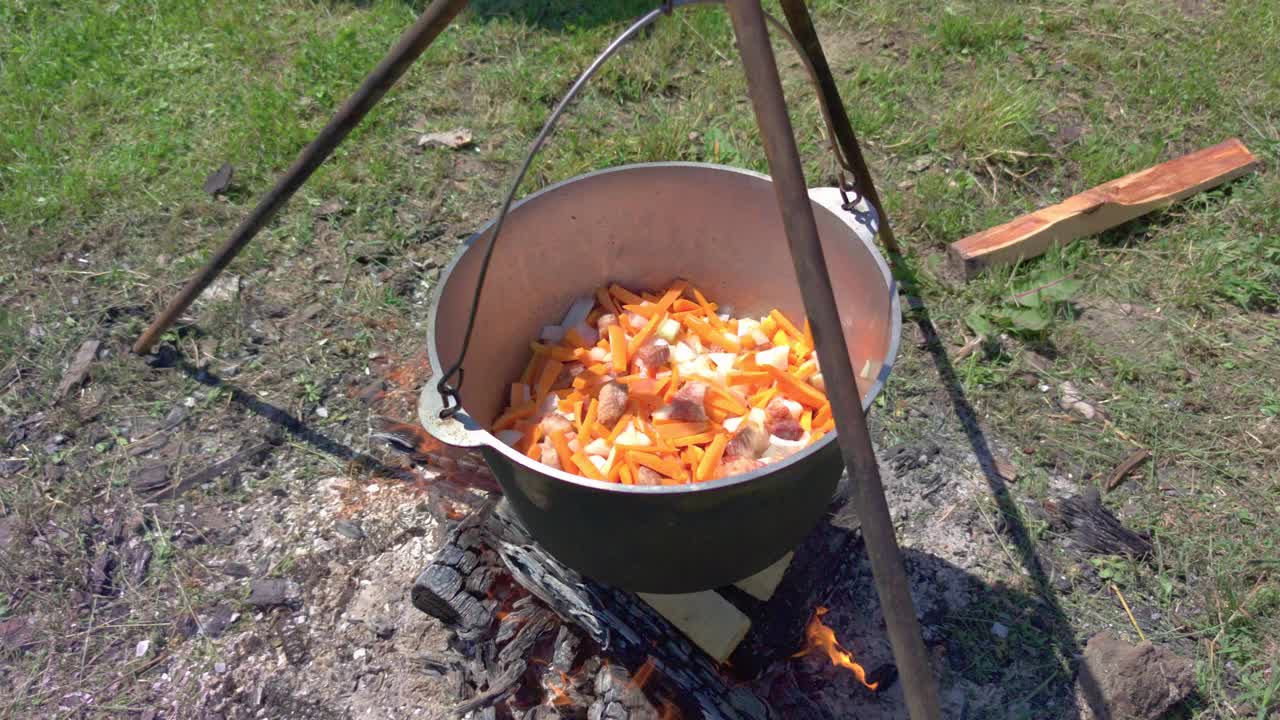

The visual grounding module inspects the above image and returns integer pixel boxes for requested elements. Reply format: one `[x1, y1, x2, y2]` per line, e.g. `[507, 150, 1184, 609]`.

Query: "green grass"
[2, 0, 1279, 717]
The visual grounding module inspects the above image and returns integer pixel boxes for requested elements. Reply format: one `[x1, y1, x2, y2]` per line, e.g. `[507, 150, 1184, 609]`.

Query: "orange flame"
[792, 607, 879, 690]
[629, 657, 657, 691]
[546, 671, 573, 707]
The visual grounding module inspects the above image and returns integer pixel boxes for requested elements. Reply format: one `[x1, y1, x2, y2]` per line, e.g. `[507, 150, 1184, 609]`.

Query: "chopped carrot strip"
[671, 298, 700, 313]
[610, 284, 644, 305]
[772, 330, 791, 348]
[622, 302, 657, 317]
[760, 315, 778, 336]
[800, 409, 813, 433]
[564, 327, 589, 348]
[641, 291, 660, 302]
[706, 405, 730, 424]
[549, 430, 579, 473]
[606, 413, 633, 443]
[631, 452, 686, 481]
[519, 353, 544, 386]
[793, 360, 819, 381]
[814, 403, 832, 428]
[608, 325, 628, 372]
[749, 384, 776, 405]
[523, 423, 544, 457]
[770, 309, 805, 340]
[535, 359, 564, 401]
[803, 319, 814, 348]
[673, 431, 717, 447]
[728, 370, 771, 386]
[619, 466, 634, 485]
[816, 418, 835, 433]
[810, 430, 826, 443]
[684, 317, 740, 352]
[765, 365, 827, 408]
[628, 311, 664, 354]
[697, 434, 729, 482]
[581, 398, 598, 441]
[573, 453, 604, 480]
[663, 364, 680, 402]
[654, 422, 710, 439]
[691, 288, 723, 328]
[494, 401, 535, 431]
[706, 385, 748, 415]
[596, 286, 619, 315]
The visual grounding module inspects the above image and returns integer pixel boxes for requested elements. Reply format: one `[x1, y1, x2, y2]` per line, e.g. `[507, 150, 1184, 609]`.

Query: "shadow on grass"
[887, 253, 1110, 718]
[325, 0, 653, 30]
[167, 354, 414, 483]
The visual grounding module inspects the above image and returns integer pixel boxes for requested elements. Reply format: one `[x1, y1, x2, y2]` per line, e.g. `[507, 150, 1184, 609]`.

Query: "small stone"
[136, 639, 150, 657]
[1079, 632, 1195, 720]
[220, 563, 253, 578]
[183, 396, 197, 408]
[353, 648, 367, 660]
[333, 519, 365, 541]
[907, 154, 934, 173]
[991, 622, 1009, 639]
[246, 578, 301, 609]
[365, 484, 380, 494]
[315, 406, 329, 418]
[215, 661, 227, 674]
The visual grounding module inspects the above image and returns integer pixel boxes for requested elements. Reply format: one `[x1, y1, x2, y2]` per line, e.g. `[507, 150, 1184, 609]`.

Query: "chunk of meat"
[667, 381, 708, 422]
[723, 420, 769, 459]
[635, 466, 664, 486]
[765, 398, 804, 440]
[716, 457, 764, 479]
[539, 443, 562, 471]
[596, 381, 629, 429]
[634, 342, 670, 376]
[540, 414, 573, 436]
[596, 313, 619, 336]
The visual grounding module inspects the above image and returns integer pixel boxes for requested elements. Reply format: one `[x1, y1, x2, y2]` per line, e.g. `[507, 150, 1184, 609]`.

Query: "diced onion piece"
[588, 455, 609, 473]
[585, 437, 610, 456]
[574, 322, 600, 347]
[751, 329, 770, 346]
[540, 325, 566, 342]
[561, 296, 595, 331]
[671, 342, 696, 364]
[496, 429, 524, 447]
[755, 345, 790, 371]
[707, 352, 737, 373]
[587, 346, 608, 363]
[652, 405, 673, 421]
[736, 318, 760, 338]
[723, 415, 745, 433]
[764, 432, 810, 460]
[616, 424, 651, 446]
[748, 407, 767, 426]
[657, 317, 682, 343]
[809, 373, 825, 392]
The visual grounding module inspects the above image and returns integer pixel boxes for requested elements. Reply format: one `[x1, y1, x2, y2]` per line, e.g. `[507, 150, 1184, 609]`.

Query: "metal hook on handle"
[435, 0, 875, 416]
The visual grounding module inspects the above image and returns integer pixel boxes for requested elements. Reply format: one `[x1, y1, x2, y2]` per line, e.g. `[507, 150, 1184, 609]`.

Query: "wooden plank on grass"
[949, 138, 1260, 278]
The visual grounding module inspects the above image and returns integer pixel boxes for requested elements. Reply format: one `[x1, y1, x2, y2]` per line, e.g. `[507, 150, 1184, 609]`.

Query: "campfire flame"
[547, 671, 573, 706]
[792, 606, 879, 690]
[629, 656, 657, 690]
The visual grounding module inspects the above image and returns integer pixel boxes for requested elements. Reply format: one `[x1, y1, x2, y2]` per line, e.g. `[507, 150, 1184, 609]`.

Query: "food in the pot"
[491, 280, 836, 484]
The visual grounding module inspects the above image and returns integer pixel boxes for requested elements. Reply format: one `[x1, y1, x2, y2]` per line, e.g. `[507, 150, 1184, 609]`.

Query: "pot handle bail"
[434, 0, 873, 417]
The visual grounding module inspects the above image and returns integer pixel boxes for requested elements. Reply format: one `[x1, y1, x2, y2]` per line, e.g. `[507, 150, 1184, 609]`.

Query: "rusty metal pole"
[775, 0, 902, 260]
[133, 0, 471, 355]
[723, 2, 942, 718]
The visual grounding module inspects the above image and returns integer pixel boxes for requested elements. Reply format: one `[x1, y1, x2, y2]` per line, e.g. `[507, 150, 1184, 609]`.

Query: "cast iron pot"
[419, 162, 899, 594]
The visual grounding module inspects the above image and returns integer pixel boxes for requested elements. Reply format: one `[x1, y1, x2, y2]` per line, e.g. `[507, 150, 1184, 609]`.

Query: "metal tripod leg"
[133, 0, 471, 355]
[723, 2, 942, 718]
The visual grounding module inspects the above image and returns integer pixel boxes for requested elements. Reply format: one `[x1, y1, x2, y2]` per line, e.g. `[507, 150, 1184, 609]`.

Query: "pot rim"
[420, 161, 901, 495]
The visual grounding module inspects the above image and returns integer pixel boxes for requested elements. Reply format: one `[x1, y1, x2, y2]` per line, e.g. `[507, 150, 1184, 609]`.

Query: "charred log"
[1045, 488, 1153, 558]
